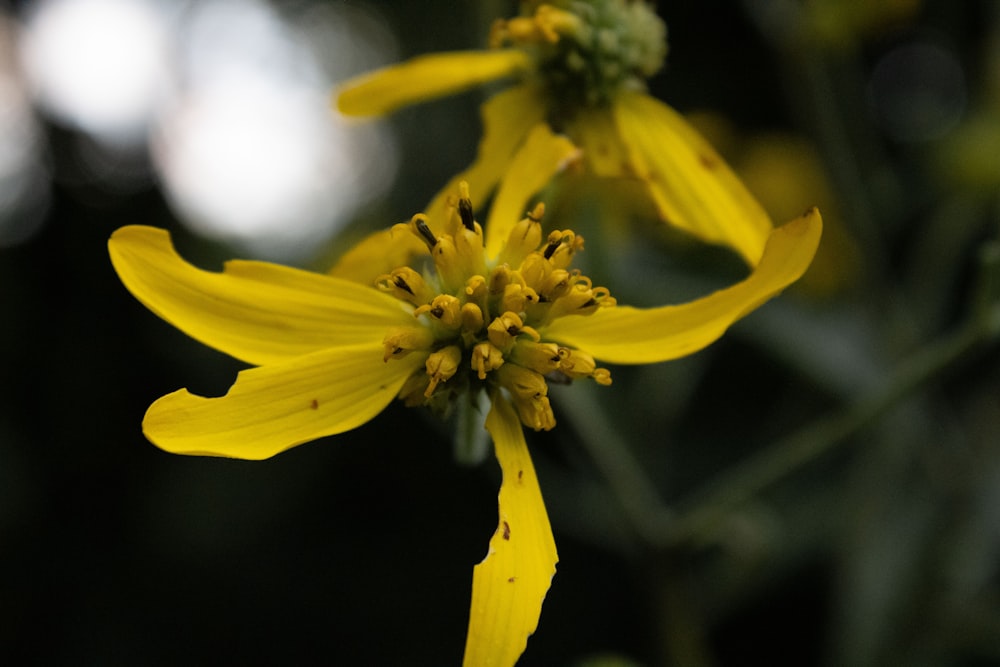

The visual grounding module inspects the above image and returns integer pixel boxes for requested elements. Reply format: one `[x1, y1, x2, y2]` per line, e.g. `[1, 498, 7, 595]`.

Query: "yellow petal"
[328, 225, 429, 286]
[424, 83, 548, 230]
[143, 344, 426, 460]
[542, 209, 822, 364]
[336, 50, 531, 117]
[614, 91, 774, 266]
[463, 393, 557, 667]
[109, 226, 413, 366]
[567, 107, 631, 178]
[484, 123, 581, 260]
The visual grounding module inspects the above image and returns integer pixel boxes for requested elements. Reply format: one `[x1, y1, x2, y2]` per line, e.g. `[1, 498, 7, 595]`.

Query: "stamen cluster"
[491, 0, 668, 114]
[377, 184, 615, 431]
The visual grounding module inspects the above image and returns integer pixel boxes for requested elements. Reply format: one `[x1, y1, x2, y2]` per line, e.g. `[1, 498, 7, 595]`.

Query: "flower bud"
[424, 345, 463, 397]
[497, 202, 544, 267]
[471, 341, 505, 380]
[375, 267, 434, 306]
[488, 311, 540, 351]
[414, 294, 462, 330]
[509, 340, 561, 375]
[382, 326, 435, 362]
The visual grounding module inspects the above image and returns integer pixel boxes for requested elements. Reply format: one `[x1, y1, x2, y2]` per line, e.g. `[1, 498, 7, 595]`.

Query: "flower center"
[377, 183, 615, 431]
[490, 0, 667, 117]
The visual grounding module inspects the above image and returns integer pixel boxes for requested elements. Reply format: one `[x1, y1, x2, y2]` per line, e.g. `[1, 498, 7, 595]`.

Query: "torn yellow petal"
[484, 123, 581, 260]
[143, 344, 427, 460]
[542, 209, 823, 364]
[424, 84, 548, 229]
[464, 394, 557, 667]
[614, 91, 774, 266]
[109, 226, 414, 366]
[328, 225, 429, 287]
[336, 50, 531, 117]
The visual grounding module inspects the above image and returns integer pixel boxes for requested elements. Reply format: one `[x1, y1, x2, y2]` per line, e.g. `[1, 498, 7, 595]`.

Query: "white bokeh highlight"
[152, 0, 399, 260]
[14, 0, 399, 259]
[19, 0, 171, 145]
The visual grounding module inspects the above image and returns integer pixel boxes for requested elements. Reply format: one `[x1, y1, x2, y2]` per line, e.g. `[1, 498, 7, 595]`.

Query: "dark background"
[2, 1, 1000, 665]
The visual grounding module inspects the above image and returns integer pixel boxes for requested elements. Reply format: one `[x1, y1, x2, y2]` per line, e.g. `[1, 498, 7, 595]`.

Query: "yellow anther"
[546, 282, 616, 320]
[495, 364, 556, 431]
[497, 203, 544, 267]
[460, 302, 485, 336]
[424, 345, 463, 397]
[466, 274, 488, 299]
[464, 275, 489, 318]
[375, 267, 434, 306]
[457, 181, 475, 230]
[489, 4, 581, 47]
[542, 230, 566, 259]
[592, 287, 616, 307]
[471, 341, 505, 380]
[536, 5, 583, 38]
[382, 326, 435, 362]
[526, 201, 545, 222]
[432, 226, 486, 293]
[509, 340, 561, 375]
[501, 282, 539, 314]
[488, 311, 540, 351]
[538, 268, 571, 300]
[557, 347, 612, 385]
[553, 284, 598, 317]
[496, 362, 548, 399]
[592, 368, 613, 386]
[377, 182, 618, 428]
[518, 252, 551, 290]
[488, 264, 515, 296]
[413, 294, 463, 330]
[454, 222, 486, 273]
[570, 272, 592, 290]
[429, 235, 463, 291]
[489, 16, 551, 48]
[408, 213, 438, 250]
[547, 230, 584, 269]
[442, 180, 480, 238]
[487, 312, 520, 350]
[512, 393, 556, 431]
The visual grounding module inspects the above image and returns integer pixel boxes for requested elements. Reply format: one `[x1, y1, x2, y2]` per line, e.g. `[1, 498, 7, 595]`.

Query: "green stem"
[559, 316, 992, 552]
[554, 382, 674, 546]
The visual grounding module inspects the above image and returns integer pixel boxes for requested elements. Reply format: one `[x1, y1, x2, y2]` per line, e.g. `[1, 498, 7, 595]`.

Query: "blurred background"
[2, 0, 999, 664]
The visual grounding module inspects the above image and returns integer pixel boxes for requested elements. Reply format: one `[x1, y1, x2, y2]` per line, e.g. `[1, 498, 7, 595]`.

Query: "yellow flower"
[108, 127, 821, 666]
[337, 0, 775, 267]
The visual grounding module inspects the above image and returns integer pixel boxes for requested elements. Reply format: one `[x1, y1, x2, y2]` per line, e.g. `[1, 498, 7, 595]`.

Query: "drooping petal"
[109, 226, 414, 366]
[328, 225, 429, 286]
[542, 209, 822, 364]
[614, 91, 774, 267]
[336, 50, 531, 117]
[424, 83, 549, 230]
[484, 124, 581, 259]
[463, 394, 557, 667]
[143, 344, 427, 460]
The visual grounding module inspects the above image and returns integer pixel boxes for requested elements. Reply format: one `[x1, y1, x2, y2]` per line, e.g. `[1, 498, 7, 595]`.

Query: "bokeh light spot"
[19, 0, 171, 146]
[151, 0, 399, 261]
[869, 41, 967, 143]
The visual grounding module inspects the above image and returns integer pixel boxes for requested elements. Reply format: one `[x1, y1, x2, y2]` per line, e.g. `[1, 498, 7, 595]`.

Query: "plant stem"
[554, 382, 675, 546]
[564, 314, 993, 553]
